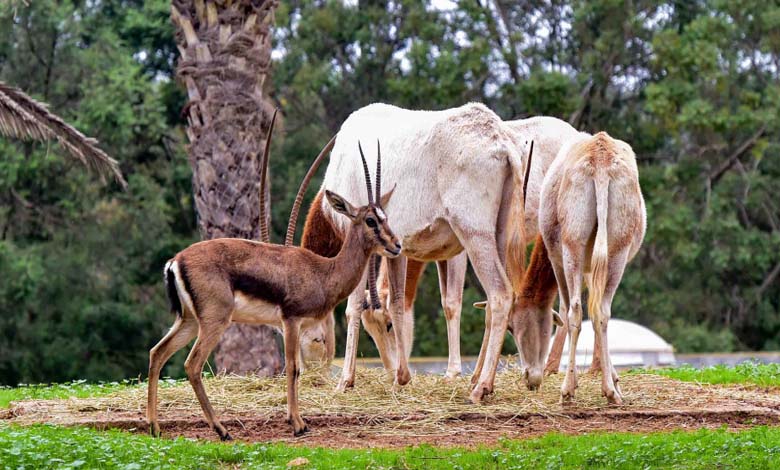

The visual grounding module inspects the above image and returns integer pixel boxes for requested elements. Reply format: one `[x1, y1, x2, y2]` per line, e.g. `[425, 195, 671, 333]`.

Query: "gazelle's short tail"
[588, 172, 610, 324]
[164, 260, 182, 317]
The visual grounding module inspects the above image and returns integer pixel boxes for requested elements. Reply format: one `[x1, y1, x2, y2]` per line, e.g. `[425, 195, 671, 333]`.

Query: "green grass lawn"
[0, 423, 779, 469]
[2, 363, 780, 468]
[637, 361, 780, 387]
[0, 379, 145, 409]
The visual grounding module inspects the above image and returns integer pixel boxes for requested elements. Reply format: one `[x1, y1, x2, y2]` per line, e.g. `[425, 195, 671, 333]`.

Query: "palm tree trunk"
[171, 0, 281, 376]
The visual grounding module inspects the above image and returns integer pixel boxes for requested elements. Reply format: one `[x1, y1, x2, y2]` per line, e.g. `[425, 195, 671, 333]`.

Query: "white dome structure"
[555, 319, 675, 369]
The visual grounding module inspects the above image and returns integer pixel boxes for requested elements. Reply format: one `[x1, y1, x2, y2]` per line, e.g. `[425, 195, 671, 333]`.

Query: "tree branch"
[708, 123, 767, 187]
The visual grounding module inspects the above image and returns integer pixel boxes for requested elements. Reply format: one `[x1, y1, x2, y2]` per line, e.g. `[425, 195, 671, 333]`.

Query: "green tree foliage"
[0, 0, 778, 384]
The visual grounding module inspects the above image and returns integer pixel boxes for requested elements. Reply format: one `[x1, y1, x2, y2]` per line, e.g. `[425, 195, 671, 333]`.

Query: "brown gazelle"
[147, 142, 400, 439]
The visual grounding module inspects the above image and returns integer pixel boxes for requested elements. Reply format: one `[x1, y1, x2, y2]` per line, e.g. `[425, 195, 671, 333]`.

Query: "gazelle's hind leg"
[560, 243, 585, 404]
[283, 318, 307, 436]
[437, 252, 467, 380]
[147, 314, 198, 437]
[594, 247, 630, 404]
[184, 313, 232, 441]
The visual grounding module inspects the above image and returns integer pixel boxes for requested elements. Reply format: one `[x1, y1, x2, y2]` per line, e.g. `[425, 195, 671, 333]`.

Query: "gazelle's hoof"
[215, 427, 232, 441]
[293, 424, 309, 437]
[149, 423, 161, 438]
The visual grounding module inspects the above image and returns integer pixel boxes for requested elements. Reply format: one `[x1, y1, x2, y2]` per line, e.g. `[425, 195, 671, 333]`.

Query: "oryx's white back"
[320, 103, 529, 248]
[504, 116, 589, 239]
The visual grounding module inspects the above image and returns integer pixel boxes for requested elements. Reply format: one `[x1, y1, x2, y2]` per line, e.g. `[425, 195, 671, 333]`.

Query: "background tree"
[0, 0, 778, 385]
[170, 0, 281, 375]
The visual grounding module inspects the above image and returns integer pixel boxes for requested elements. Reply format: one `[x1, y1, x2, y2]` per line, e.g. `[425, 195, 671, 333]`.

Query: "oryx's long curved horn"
[358, 140, 374, 204]
[285, 134, 337, 246]
[259, 108, 278, 244]
[523, 140, 534, 204]
[375, 139, 381, 204]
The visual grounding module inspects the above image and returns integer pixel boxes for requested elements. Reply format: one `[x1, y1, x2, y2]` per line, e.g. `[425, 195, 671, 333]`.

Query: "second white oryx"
[363, 116, 586, 389]
[290, 102, 532, 403]
[539, 131, 646, 404]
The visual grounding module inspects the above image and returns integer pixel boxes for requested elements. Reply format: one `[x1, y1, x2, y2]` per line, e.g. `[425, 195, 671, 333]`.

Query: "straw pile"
[11, 363, 779, 420]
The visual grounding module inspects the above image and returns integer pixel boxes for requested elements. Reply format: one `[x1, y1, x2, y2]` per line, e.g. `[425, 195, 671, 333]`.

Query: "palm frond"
[0, 81, 126, 188]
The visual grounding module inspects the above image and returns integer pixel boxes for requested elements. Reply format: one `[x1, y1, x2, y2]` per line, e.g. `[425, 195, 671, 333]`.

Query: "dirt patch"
[4, 370, 780, 448]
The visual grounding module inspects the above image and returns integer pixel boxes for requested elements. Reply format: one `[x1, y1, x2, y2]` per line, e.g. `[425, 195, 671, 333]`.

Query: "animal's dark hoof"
[215, 427, 232, 441]
[149, 425, 161, 438]
[293, 425, 309, 437]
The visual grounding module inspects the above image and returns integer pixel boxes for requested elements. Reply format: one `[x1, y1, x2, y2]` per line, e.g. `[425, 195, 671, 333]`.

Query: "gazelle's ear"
[325, 190, 358, 220]
[379, 183, 396, 208]
[473, 300, 487, 310]
[552, 310, 564, 327]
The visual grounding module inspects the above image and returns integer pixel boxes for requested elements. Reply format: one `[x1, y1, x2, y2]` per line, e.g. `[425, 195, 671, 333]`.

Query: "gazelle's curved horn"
[375, 139, 381, 204]
[523, 140, 533, 205]
[285, 135, 337, 246]
[358, 140, 374, 204]
[259, 108, 278, 243]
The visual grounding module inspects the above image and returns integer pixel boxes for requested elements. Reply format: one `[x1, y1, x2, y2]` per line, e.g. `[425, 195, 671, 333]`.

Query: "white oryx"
[291, 103, 532, 403]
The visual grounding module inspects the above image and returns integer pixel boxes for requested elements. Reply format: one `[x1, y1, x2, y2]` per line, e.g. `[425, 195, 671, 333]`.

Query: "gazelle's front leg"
[336, 269, 370, 392]
[386, 256, 411, 385]
[283, 318, 307, 436]
[437, 252, 467, 379]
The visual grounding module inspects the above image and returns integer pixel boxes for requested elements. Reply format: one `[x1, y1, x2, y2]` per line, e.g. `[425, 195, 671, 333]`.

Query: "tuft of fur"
[163, 261, 182, 317]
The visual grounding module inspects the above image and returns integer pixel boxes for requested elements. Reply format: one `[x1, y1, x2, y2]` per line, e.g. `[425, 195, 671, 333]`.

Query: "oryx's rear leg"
[184, 310, 232, 441]
[560, 243, 585, 404]
[147, 315, 198, 437]
[594, 247, 630, 404]
[460, 233, 513, 404]
[437, 252, 467, 380]
[282, 318, 308, 435]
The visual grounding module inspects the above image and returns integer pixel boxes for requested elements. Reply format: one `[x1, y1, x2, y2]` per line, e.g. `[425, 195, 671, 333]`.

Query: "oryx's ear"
[552, 310, 564, 327]
[325, 190, 358, 220]
[473, 300, 487, 310]
[378, 183, 396, 208]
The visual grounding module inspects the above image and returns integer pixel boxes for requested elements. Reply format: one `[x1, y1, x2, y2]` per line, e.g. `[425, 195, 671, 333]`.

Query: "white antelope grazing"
[289, 103, 531, 404]
[147, 144, 400, 439]
[539, 131, 646, 404]
[368, 116, 585, 388]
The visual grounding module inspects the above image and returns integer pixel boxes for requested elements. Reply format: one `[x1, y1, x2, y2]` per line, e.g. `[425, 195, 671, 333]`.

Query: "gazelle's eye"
[366, 218, 377, 228]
